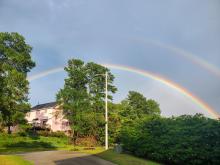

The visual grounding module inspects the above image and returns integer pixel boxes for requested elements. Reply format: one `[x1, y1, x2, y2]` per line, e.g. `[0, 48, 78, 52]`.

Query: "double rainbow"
[133, 38, 220, 77]
[27, 63, 219, 119]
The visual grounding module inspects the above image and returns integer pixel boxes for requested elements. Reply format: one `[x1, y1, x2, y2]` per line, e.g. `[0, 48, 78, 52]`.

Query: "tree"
[119, 91, 161, 122]
[108, 102, 122, 144]
[146, 99, 161, 115]
[0, 32, 35, 134]
[56, 59, 117, 143]
[56, 59, 89, 140]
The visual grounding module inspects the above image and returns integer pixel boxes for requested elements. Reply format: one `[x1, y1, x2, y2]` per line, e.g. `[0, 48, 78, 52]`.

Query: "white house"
[26, 102, 71, 133]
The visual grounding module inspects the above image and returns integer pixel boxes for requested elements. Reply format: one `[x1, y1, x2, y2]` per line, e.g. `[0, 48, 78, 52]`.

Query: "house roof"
[31, 102, 57, 111]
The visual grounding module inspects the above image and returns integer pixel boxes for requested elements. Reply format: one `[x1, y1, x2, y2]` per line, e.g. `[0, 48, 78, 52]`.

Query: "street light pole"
[105, 71, 108, 150]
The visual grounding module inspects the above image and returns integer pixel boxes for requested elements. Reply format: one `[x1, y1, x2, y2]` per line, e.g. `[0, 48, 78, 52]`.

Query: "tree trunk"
[7, 125, 11, 134]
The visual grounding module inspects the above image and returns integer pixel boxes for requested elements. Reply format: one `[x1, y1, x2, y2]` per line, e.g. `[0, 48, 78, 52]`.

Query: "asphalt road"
[18, 150, 116, 165]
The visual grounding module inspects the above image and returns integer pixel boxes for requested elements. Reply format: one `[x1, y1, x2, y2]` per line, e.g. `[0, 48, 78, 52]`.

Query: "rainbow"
[133, 38, 220, 77]
[27, 64, 220, 119]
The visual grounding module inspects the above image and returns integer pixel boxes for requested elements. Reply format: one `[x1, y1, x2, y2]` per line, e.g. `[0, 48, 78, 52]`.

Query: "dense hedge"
[120, 114, 220, 165]
[37, 130, 67, 138]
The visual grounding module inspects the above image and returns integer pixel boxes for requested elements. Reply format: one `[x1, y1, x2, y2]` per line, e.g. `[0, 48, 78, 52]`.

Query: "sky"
[0, 0, 220, 117]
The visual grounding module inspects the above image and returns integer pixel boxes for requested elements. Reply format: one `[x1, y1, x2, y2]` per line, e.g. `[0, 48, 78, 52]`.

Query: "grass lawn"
[0, 134, 160, 165]
[96, 149, 160, 165]
[0, 155, 32, 165]
[0, 134, 71, 154]
[73, 147, 160, 165]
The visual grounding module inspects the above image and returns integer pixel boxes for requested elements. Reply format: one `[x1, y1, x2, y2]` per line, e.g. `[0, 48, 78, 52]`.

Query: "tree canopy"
[56, 59, 117, 143]
[119, 91, 161, 123]
[0, 32, 35, 133]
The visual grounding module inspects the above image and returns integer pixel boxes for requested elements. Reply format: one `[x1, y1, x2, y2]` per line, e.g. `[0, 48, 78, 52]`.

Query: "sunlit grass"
[96, 149, 160, 165]
[0, 155, 32, 165]
[0, 134, 70, 154]
[0, 134, 160, 165]
[70, 147, 160, 165]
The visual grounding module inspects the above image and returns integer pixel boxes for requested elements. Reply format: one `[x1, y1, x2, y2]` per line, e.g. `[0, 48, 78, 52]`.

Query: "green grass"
[96, 149, 160, 165]
[69, 146, 105, 154]
[72, 147, 160, 165]
[0, 155, 32, 165]
[0, 134, 160, 165]
[0, 134, 71, 154]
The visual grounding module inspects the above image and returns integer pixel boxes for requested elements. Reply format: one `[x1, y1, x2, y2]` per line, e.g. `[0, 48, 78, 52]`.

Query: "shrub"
[0, 125, 4, 133]
[37, 130, 66, 138]
[16, 131, 28, 137]
[75, 136, 97, 147]
[50, 131, 67, 137]
[37, 130, 51, 137]
[120, 114, 220, 165]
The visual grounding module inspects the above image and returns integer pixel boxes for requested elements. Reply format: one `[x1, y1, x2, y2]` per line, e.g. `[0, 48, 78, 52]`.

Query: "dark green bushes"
[120, 114, 220, 165]
[37, 130, 67, 138]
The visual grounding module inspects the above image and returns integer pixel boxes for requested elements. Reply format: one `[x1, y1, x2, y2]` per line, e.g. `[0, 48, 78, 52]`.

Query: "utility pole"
[105, 71, 108, 150]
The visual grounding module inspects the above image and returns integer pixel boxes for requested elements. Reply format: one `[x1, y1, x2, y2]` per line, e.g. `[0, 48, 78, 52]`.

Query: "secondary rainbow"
[27, 64, 220, 119]
[133, 38, 220, 77]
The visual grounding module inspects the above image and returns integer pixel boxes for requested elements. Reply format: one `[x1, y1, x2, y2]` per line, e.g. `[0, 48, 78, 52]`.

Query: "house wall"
[25, 107, 71, 132]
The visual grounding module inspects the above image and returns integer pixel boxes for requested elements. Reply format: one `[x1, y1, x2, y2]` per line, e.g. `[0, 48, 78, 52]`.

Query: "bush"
[0, 125, 4, 133]
[37, 130, 66, 138]
[16, 131, 28, 137]
[50, 131, 67, 137]
[75, 136, 97, 147]
[37, 130, 50, 137]
[120, 114, 220, 165]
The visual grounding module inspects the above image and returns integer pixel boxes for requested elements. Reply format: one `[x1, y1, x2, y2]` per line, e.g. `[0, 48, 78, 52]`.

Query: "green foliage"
[0, 32, 35, 73]
[86, 62, 117, 102]
[108, 103, 122, 144]
[119, 91, 161, 123]
[0, 32, 35, 133]
[75, 136, 98, 147]
[56, 59, 117, 144]
[37, 130, 67, 138]
[120, 114, 220, 165]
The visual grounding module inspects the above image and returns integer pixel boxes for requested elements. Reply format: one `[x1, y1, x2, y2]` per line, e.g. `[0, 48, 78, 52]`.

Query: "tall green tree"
[57, 59, 117, 143]
[0, 32, 35, 134]
[86, 62, 117, 111]
[56, 59, 89, 140]
[119, 91, 161, 122]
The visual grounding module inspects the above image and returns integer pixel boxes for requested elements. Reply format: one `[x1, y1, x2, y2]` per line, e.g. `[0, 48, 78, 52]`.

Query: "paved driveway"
[18, 150, 116, 165]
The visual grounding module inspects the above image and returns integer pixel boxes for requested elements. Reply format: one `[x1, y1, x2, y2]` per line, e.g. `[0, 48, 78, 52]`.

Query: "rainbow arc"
[27, 64, 220, 119]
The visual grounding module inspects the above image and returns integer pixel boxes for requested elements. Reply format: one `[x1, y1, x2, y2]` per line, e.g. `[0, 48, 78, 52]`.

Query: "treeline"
[56, 59, 160, 145]
[120, 114, 220, 165]
[51, 46, 220, 165]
